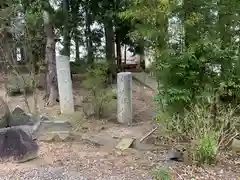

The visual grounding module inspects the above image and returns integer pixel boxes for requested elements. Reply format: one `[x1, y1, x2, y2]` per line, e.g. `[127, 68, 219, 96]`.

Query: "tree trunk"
[62, 0, 71, 57]
[85, 5, 93, 64]
[116, 30, 122, 71]
[104, 20, 115, 82]
[43, 11, 58, 106]
[74, 33, 80, 62]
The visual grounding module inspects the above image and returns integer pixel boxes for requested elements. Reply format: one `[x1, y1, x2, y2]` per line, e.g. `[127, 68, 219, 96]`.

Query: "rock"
[0, 127, 39, 163]
[38, 120, 71, 132]
[82, 133, 118, 148]
[38, 131, 74, 142]
[116, 138, 135, 151]
[165, 149, 184, 162]
[132, 140, 155, 151]
[232, 138, 240, 153]
[40, 115, 50, 121]
[0, 99, 9, 128]
[10, 107, 34, 126]
[0, 125, 34, 139]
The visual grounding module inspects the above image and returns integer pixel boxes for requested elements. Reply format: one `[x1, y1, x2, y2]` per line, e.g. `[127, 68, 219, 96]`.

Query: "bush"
[70, 62, 87, 74]
[154, 37, 240, 114]
[7, 73, 34, 96]
[194, 132, 218, 165]
[155, 104, 240, 165]
[82, 62, 115, 118]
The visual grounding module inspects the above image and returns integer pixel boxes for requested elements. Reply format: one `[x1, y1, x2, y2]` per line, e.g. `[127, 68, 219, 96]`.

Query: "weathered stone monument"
[117, 72, 132, 124]
[56, 55, 74, 114]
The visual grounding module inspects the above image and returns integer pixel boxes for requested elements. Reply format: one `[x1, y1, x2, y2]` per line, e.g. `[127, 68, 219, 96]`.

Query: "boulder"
[0, 108, 8, 129]
[0, 98, 9, 128]
[0, 127, 39, 163]
[232, 138, 240, 153]
[10, 107, 34, 126]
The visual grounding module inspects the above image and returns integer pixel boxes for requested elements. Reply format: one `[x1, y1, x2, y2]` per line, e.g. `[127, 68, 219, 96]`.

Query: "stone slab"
[116, 138, 135, 151]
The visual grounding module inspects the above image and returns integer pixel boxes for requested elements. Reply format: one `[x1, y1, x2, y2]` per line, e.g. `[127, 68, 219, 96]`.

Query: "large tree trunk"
[115, 30, 122, 71]
[74, 32, 80, 62]
[104, 20, 115, 82]
[1, 30, 15, 66]
[43, 11, 58, 106]
[85, 4, 93, 64]
[62, 0, 71, 57]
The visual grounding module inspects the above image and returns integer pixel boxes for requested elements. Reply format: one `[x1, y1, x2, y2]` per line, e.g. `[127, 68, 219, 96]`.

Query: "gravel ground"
[0, 142, 153, 180]
[0, 166, 152, 180]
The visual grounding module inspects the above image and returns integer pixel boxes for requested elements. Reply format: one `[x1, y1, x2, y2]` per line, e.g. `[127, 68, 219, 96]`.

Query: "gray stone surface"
[0, 127, 39, 162]
[37, 120, 71, 133]
[82, 133, 118, 148]
[0, 111, 7, 129]
[56, 55, 74, 114]
[117, 72, 133, 124]
[10, 107, 34, 126]
[38, 131, 74, 142]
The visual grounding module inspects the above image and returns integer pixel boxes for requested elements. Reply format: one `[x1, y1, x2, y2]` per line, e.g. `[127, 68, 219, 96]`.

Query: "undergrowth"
[82, 62, 115, 119]
[152, 167, 171, 180]
[155, 104, 240, 165]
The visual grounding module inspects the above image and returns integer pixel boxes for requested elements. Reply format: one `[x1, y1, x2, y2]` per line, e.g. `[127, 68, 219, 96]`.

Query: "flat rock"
[0, 127, 39, 163]
[232, 138, 240, 152]
[10, 106, 34, 126]
[37, 120, 71, 133]
[82, 133, 118, 148]
[132, 140, 155, 151]
[38, 131, 74, 142]
[116, 138, 135, 151]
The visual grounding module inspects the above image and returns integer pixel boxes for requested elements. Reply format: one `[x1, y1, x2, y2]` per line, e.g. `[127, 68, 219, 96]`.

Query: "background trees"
[1, 0, 240, 112]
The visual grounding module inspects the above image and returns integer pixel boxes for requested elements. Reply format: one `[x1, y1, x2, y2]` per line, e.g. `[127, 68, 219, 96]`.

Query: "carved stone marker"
[56, 55, 74, 114]
[117, 72, 132, 124]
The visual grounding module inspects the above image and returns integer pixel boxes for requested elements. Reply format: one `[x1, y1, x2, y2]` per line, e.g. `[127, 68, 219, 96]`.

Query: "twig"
[140, 126, 158, 143]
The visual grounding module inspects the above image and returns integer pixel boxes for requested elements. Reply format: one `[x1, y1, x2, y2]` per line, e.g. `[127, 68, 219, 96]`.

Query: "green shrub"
[7, 73, 34, 96]
[82, 62, 115, 118]
[154, 37, 240, 114]
[194, 132, 218, 165]
[155, 104, 240, 165]
[70, 62, 87, 74]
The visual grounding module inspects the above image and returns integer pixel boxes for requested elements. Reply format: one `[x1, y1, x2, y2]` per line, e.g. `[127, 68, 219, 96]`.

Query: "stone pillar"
[56, 55, 74, 114]
[117, 72, 132, 124]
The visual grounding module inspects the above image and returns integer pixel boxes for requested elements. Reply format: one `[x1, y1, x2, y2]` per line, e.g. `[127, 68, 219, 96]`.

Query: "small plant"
[152, 167, 171, 180]
[82, 62, 115, 118]
[194, 132, 218, 165]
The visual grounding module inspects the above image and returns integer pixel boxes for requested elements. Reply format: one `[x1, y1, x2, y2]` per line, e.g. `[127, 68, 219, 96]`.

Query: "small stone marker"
[56, 55, 74, 114]
[117, 72, 132, 124]
[116, 138, 135, 151]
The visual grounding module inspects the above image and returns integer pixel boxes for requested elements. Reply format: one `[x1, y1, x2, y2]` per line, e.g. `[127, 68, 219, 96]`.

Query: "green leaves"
[154, 36, 240, 113]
